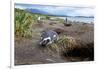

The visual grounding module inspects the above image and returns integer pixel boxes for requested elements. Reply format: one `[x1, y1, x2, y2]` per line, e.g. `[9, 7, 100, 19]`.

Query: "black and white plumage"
[39, 30, 59, 46]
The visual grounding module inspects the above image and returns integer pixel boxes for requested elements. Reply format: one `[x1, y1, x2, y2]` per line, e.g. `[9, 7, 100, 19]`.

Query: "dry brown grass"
[43, 35, 78, 55]
[57, 35, 77, 50]
[43, 35, 94, 60]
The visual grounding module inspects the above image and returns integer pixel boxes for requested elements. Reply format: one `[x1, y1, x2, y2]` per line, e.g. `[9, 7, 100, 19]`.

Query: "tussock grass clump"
[44, 35, 94, 60]
[43, 35, 77, 56]
[15, 8, 38, 38]
[57, 35, 77, 50]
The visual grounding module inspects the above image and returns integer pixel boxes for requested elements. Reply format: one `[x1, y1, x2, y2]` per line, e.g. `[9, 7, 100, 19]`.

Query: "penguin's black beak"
[41, 40, 47, 46]
[39, 40, 47, 46]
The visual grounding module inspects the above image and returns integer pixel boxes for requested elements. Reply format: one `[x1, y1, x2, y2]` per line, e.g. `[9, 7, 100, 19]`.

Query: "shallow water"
[67, 17, 94, 23]
[59, 17, 94, 23]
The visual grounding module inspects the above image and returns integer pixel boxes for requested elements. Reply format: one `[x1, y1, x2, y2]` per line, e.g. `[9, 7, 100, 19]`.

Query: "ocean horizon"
[59, 17, 94, 23]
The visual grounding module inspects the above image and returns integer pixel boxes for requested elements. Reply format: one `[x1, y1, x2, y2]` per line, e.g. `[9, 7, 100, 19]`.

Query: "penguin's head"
[39, 37, 51, 46]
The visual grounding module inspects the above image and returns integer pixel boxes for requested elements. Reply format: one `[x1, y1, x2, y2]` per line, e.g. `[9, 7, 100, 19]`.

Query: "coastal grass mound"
[15, 8, 38, 38]
[45, 35, 77, 53]
[45, 35, 94, 60]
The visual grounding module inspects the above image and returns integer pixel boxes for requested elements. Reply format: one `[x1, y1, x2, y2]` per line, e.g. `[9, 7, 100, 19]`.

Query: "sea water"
[59, 17, 94, 23]
[67, 17, 94, 23]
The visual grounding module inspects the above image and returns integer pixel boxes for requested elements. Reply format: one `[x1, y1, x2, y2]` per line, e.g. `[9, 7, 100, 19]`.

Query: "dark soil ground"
[15, 20, 94, 65]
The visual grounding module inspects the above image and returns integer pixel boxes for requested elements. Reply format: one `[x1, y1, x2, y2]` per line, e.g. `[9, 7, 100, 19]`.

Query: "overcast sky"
[15, 3, 94, 17]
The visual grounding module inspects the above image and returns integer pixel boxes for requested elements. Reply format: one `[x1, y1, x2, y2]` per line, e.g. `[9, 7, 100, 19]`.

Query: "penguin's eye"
[47, 39, 50, 42]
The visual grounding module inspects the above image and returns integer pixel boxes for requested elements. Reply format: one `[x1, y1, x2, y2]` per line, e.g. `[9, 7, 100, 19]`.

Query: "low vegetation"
[46, 35, 94, 60]
[15, 8, 64, 38]
[46, 35, 77, 53]
[15, 8, 37, 38]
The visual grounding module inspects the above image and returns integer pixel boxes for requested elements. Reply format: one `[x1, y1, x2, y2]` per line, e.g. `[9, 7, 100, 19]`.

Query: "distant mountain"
[26, 8, 49, 15]
[25, 8, 94, 18]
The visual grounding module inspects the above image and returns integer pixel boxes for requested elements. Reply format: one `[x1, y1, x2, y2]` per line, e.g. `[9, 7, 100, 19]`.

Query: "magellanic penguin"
[39, 30, 59, 46]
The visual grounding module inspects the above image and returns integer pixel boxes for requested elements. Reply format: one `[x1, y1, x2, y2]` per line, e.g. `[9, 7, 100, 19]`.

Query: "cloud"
[15, 5, 25, 9]
[71, 8, 94, 16]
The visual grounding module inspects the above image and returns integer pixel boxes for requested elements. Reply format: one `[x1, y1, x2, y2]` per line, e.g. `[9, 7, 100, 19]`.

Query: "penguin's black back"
[41, 30, 58, 41]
